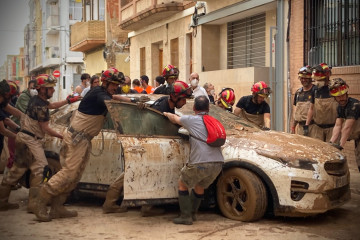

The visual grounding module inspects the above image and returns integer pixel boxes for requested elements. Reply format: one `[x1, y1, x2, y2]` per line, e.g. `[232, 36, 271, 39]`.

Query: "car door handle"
[127, 146, 145, 154]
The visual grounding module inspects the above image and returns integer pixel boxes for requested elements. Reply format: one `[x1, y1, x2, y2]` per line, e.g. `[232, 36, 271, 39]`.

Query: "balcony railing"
[119, 0, 194, 31]
[70, 21, 105, 52]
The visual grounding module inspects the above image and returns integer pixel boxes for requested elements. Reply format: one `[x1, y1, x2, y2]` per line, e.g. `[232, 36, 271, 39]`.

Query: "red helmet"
[219, 88, 235, 110]
[36, 74, 57, 88]
[171, 81, 192, 98]
[312, 63, 332, 81]
[101, 67, 125, 85]
[162, 64, 179, 80]
[298, 65, 312, 79]
[329, 78, 349, 97]
[251, 81, 271, 98]
[6, 80, 19, 96]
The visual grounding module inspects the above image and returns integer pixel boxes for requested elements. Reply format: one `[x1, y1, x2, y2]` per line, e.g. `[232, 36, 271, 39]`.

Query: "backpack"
[190, 115, 226, 147]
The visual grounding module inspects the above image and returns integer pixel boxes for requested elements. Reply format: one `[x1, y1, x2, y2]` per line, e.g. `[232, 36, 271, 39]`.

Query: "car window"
[106, 102, 180, 137]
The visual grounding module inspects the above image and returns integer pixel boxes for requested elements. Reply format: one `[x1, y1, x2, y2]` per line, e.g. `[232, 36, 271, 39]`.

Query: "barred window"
[304, 0, 360, 67]
[227, 13, 266, 69]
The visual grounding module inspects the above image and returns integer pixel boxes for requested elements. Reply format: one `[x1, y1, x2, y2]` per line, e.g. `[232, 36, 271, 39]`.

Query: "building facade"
[25, 0, 84, 101]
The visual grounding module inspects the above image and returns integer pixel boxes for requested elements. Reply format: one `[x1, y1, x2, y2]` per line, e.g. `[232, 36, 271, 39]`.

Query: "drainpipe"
[275, 0, 285, 131]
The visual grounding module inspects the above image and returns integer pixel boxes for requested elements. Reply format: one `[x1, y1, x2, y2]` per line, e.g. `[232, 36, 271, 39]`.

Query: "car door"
[48, 103, 123, 188]
[105, 100, 190, 205]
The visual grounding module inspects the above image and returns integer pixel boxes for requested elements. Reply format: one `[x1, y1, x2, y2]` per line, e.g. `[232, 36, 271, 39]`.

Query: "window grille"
[304, 0, 359, 67]
[227, 13, 266, 69]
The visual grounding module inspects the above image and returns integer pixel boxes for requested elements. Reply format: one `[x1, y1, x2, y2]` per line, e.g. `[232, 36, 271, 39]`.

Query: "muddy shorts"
[180, 162, 223, 189]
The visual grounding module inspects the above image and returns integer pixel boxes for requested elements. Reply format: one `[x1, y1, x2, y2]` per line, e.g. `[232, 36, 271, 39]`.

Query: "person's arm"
[0, 121, 16, 139]
[39, 121, 63, 139]
[330, 118, 343, 143]
[48, 99, 68, 109]
[113, 95, 131, 102]
[339, 119, 355, 147]
[163, 112, 182, 125]
[233, 107, 242, 116]
[264, 113, 271, 129]
[305, 103, 314, 125]
[3, 118, 20, 132]
[3, 104, 23, 118]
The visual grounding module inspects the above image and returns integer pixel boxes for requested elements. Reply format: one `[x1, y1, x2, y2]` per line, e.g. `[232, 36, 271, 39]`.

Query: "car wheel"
[216, 168, 267, 221]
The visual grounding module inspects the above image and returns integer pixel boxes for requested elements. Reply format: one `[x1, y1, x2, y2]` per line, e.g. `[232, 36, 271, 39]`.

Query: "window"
[107, 103, 180, 137]
[170, 38, 179, 67]
[227, 13, 266, 69]
[140, 47, 146, 76]
[69, 0, 82, 20]
[304, 0, 359, 66]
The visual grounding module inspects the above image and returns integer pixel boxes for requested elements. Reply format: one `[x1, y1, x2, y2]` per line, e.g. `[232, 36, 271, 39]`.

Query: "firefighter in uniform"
[153, 64, 179, 95]
[291, 66, 316, 135]
[33, 68, 148, 222]
[0, 74, 79, 212]
[234, 81, 271, 130]
[304, 63, 338, 141]
[217, 88, 236, 113]
[329, 78, 360, 172]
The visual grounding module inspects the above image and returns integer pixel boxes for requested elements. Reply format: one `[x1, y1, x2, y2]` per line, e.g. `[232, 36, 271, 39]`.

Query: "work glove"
[303, 125, 309, 136]
[329, 142, 343, 150]
[66, 94, 81, 104]
[136, 102, 146, 110]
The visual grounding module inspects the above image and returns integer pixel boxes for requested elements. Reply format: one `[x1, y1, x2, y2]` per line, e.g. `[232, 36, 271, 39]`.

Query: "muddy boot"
[140, 205, 165, 217]
[190, 190, 203, 221]
[0, 183, 19, 211]
[33, 187, 52, 222]
[173, 191, 193, 225]
[102, 187, 128, 214]
[49, 194, 78, 219]
[27, 187, 39, 213]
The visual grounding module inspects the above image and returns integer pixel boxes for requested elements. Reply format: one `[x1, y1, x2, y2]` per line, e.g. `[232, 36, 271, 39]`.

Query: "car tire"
[216, 168, 267, 221]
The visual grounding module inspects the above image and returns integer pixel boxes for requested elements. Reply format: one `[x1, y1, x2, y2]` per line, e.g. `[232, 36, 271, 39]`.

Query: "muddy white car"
[44, 95, 350, 221]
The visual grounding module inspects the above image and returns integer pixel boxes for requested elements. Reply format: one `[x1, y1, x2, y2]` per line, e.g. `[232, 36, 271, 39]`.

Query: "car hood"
[224, 128, 345, 168]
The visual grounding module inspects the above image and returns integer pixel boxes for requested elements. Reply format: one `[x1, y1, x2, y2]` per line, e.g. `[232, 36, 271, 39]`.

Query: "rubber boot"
[0, 183, 19, 211]
[140, 205, 165, 217]
[102, 187, 128, 214]
[33, 187, 52, 222]
[190, 190, 203, 221]
[173, 191, 193, 225]
[49, 194, 78, 219]
[27, 187, 39, 213]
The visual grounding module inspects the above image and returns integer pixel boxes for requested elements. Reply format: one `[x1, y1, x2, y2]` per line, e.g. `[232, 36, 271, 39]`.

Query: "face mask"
[30, 89, 38, 97]
[122, 85, 130, 93]
[316, 81, 325, 88]
[210, 89, 215, 95]
[191, 79, 198, 87]
[86, 81, 90, 87]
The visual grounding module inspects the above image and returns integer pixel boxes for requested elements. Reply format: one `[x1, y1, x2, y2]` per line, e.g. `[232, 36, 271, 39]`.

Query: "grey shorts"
[180, 162, 223, 189]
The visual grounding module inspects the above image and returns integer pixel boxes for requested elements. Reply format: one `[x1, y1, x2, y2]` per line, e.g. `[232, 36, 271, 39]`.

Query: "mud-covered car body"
[44, 94, 350, 221]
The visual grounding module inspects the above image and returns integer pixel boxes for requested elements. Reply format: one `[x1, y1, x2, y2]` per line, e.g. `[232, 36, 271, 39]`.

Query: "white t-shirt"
[192, 86, 209, 100]
[81, 86, 90, 97]
[180, 114, 224, 164]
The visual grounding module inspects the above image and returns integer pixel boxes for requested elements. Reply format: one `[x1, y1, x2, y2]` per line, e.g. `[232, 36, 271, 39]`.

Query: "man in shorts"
[164, 95, 224, 225]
